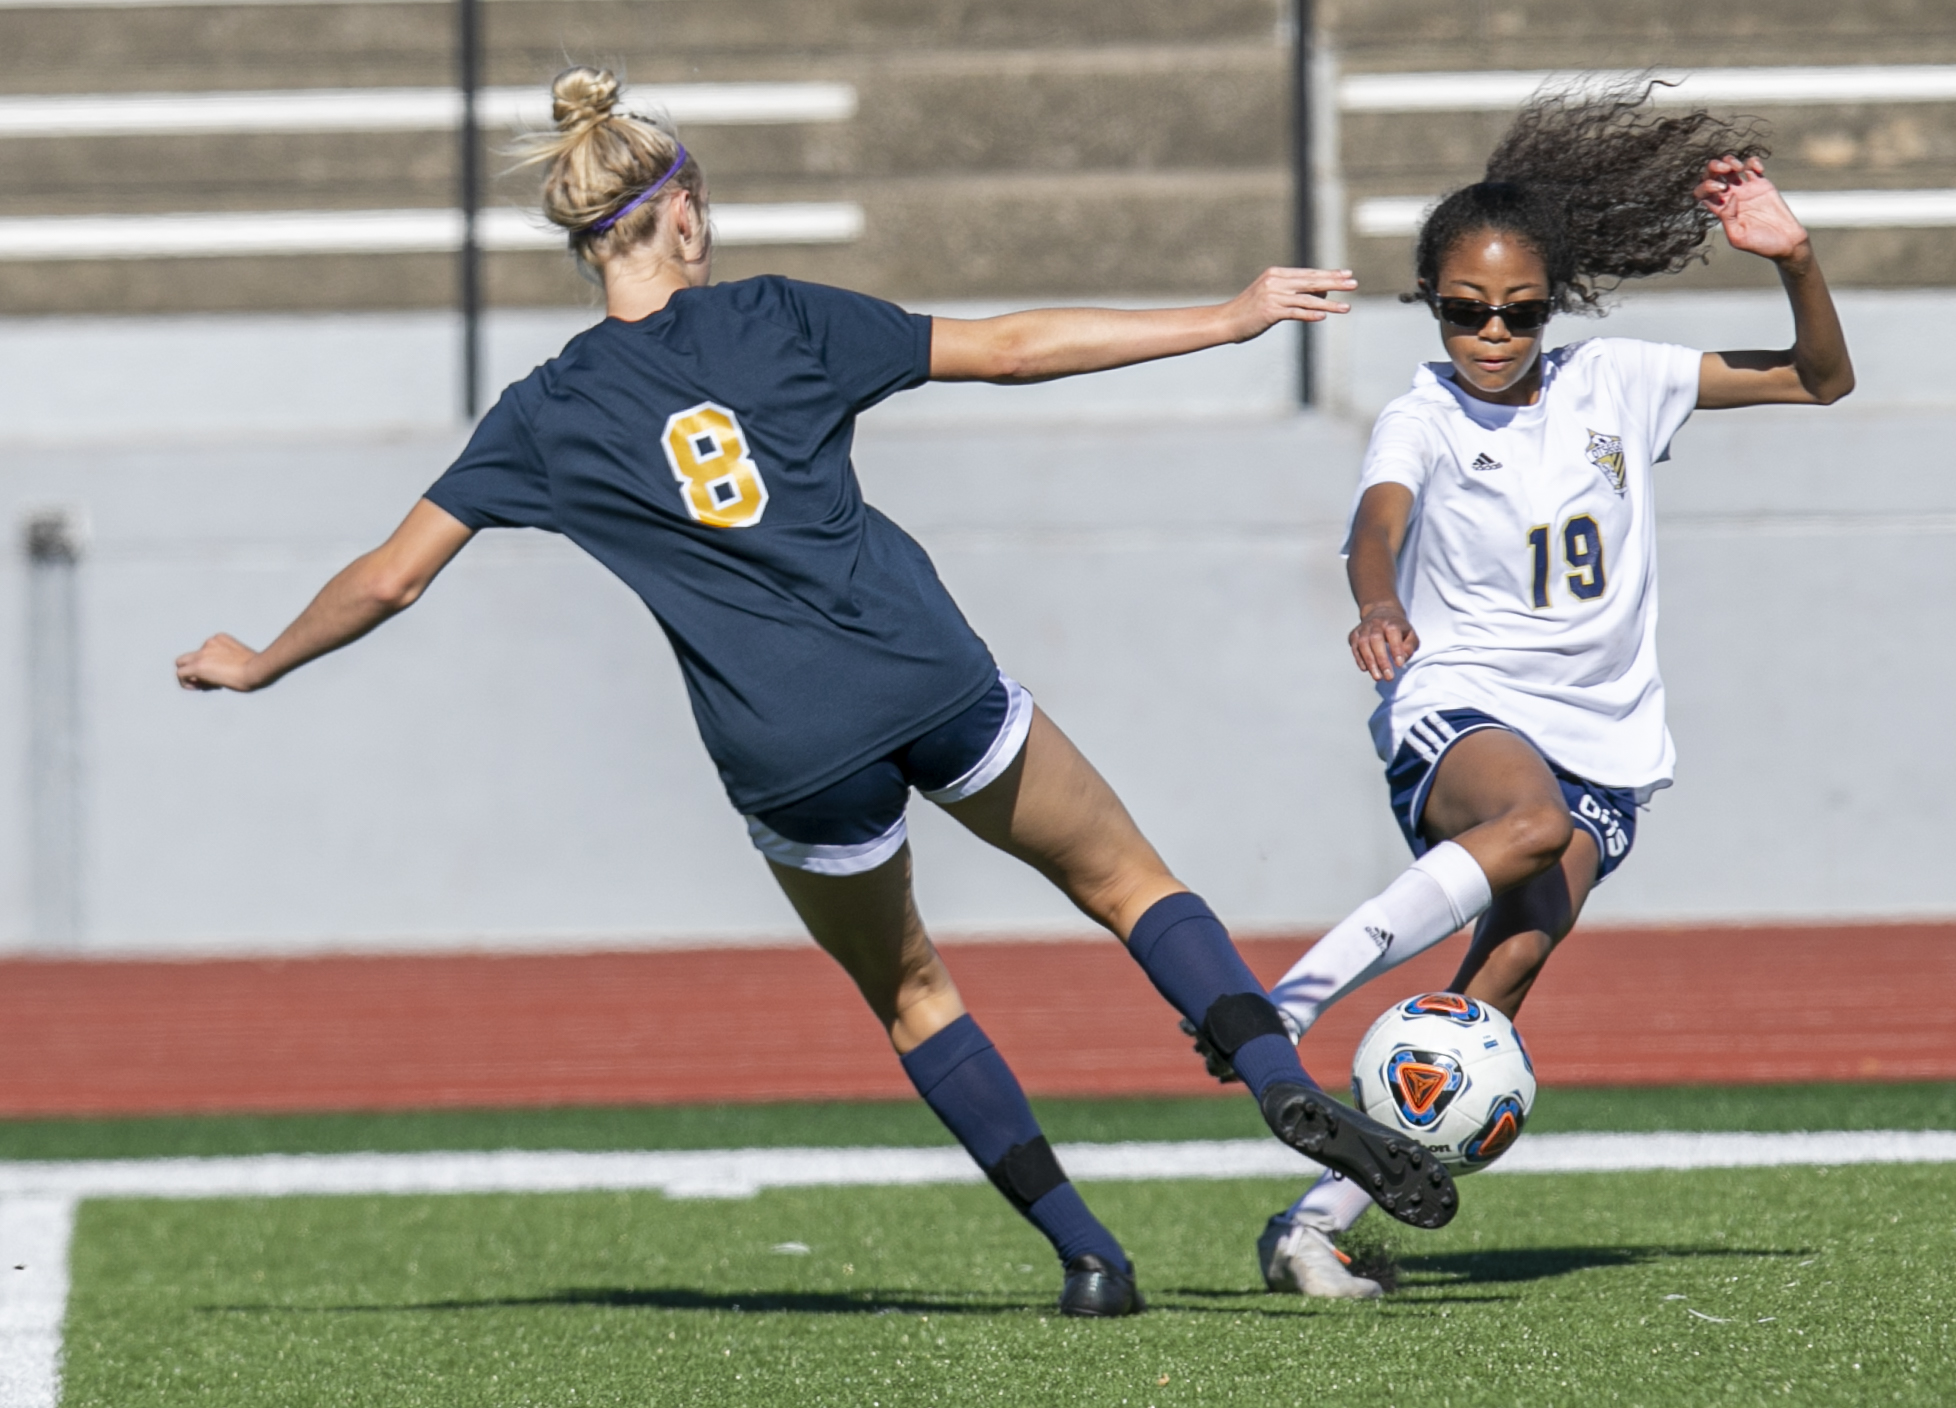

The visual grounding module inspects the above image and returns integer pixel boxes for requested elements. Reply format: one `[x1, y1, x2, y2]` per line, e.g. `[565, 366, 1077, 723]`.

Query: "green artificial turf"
[61, 1164, 1956, 1407]
[3, 1081, 1950, 1162]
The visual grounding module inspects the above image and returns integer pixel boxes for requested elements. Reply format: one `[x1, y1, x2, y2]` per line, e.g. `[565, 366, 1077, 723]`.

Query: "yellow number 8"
[660, 402, 770, 529]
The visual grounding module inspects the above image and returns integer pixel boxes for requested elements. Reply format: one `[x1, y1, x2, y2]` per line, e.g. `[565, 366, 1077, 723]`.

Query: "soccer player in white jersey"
[1206, 86, 1855, 1298]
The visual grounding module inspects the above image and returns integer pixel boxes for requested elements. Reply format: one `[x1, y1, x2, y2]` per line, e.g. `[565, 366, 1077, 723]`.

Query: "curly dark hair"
[1407, 82, 1770, 314]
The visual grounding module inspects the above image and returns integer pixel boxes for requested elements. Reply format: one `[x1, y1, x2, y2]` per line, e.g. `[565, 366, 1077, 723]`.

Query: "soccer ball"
[1349, 992, 1537, 1174]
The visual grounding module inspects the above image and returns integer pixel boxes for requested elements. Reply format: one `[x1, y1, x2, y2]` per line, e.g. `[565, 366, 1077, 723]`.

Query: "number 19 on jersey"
[1527, 514, 1606, 608]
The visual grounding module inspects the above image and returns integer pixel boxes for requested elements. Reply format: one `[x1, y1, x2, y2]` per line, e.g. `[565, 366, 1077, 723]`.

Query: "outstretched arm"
[1694, 157, 1855, 410]
[928, 267, 1357, 383]
[176, 499, 475, 692]
[1346, 483, 1418, 683]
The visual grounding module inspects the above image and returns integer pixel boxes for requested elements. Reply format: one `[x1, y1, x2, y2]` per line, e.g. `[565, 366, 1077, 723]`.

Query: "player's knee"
[1502, 801, 1573, 871]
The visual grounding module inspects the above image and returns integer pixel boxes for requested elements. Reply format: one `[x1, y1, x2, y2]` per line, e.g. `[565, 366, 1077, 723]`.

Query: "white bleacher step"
[1342, 64, 1956, 112]
[0, 84, 856, 137]
[1355, 188, 1956, 238]
[0, 204, 865, 259]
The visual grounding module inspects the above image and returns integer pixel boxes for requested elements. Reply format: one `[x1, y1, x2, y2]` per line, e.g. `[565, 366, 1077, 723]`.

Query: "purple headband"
[585, 142, 688, 235]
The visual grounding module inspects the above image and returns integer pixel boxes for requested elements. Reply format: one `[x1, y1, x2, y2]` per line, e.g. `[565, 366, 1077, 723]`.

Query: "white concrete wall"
[0, 290, 1949, 954]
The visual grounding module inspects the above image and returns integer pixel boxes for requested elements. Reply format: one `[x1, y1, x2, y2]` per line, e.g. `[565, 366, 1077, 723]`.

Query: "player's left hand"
[1696, 156, 1810, 263]
[176, 633, 264, 691]
[1222, 267, 1357, 341]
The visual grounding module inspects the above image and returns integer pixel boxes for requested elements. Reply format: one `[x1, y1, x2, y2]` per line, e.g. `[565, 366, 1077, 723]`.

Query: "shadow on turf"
[1393, 1245, 1814, 1287]
[206, 1288, 1045, 1317]
[204, 1286, 1364, 1319]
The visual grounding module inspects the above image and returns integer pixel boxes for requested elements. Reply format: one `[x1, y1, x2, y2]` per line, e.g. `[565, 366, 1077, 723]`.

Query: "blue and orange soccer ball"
[1349, 992, 1538, 1173]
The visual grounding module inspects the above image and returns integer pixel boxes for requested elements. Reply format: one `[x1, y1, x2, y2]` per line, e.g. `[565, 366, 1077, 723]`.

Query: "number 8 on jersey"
[662, 402, 770, 528]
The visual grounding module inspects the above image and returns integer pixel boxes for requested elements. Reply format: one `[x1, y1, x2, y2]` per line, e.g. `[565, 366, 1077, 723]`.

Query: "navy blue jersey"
[424, 276, 998, 813]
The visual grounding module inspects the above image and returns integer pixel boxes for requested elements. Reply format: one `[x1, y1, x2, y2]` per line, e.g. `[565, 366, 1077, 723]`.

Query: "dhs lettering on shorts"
[1577, 793, 1628, 858]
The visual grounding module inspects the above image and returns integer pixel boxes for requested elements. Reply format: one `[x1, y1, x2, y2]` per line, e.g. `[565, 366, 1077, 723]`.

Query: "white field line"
[0, 1196, 73, 1408]
[0, 84, 856, 138]
[0, 1132, 1948, 1408]
[1355, 188, 1956, 237]
[0, 203, 864, 260]
[1341, 65, 1956, 112]
[0, 1130, 1951, 1203]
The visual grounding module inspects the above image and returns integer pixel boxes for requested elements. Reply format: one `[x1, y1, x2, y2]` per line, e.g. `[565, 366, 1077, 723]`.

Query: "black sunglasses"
[1427, 297, 1552, 334]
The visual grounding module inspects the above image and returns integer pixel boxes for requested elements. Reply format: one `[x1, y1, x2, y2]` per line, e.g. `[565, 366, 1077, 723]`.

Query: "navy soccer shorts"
[1384, 708, 1639, 882]
[743, 672, 1033, 875]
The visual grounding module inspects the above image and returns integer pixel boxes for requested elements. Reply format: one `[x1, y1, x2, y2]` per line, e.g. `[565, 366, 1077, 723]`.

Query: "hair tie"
[584, 143, 688, 235]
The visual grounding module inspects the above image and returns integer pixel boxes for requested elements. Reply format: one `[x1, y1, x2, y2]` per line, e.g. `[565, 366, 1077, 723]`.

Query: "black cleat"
[1059, 1254, 1146, 1318]
[1259, 1081, 1459, 1230]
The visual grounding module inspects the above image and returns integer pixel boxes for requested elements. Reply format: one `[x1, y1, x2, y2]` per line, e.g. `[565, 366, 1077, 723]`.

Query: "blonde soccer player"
[177, 66, 1460, 1318]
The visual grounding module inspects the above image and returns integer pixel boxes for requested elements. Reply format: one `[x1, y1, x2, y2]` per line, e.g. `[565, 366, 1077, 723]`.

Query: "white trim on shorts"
[919, 673, 1034, 804]
[743, 673, 1034, 877]
[744, 812, 909, 878]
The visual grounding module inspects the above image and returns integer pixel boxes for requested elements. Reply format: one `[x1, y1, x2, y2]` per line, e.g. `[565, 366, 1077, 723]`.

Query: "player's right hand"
[1349, 606, 1418, 682]
[176, 633, 264, 692]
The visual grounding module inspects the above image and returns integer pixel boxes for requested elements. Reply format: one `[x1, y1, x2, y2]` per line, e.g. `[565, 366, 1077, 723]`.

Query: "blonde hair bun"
[551, 66, 622, 136]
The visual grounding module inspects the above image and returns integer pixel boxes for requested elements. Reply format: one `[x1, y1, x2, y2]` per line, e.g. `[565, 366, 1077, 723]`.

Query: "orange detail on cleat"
[1333, 1247, 1352, 1266]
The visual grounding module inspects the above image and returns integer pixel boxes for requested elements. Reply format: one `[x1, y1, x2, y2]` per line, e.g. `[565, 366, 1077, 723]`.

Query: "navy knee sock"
[901, 1015, 1127, 1271]
[1126, 891, 1317, 1100]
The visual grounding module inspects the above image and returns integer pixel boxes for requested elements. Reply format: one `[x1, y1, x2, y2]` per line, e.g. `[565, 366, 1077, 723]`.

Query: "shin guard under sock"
[1126, 891, 1315, 1099]
[901, 1015, 1126, 1269]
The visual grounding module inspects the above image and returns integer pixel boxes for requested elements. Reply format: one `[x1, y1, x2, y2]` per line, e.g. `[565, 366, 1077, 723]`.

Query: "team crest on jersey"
[1585, 429, 1627, 493]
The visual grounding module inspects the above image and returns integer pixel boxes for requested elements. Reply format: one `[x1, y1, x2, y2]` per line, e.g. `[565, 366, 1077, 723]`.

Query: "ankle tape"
[985, 1136, 1068, 1213]
[1200, 992, 1290, 1057]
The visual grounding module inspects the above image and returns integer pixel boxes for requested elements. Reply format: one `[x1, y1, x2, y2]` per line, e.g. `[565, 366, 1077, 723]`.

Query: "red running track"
[4, 924, 1950, 1117]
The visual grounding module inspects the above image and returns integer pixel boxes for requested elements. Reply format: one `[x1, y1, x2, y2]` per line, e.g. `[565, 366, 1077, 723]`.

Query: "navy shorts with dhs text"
[743, 672, 1033, 876]
[1385, 708, 1639, 882]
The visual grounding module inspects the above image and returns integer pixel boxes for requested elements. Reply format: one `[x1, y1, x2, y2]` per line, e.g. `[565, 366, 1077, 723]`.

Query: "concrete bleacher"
[0, 0, 1291, 315]
[1330, 0, 1956, 293]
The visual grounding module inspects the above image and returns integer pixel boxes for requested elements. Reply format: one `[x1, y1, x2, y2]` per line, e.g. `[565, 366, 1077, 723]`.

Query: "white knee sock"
[1287, 1167, 1378, 1234]
[1270, 840, 1493, 1038]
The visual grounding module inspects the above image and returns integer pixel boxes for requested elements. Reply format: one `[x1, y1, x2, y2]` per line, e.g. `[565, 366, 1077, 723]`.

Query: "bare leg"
[1421, 729, 1578, 893]
[767, 843, 965, 1054]
[1451, 830, 1598, 1018]
[938, 706, 1186, 940]
[1420, 728, 1601, 1019]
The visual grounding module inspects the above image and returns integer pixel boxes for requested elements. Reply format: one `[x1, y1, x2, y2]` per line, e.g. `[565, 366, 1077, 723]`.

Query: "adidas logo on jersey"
[1364, 924, 1394, 953]
[1468, 452, 1502, 472]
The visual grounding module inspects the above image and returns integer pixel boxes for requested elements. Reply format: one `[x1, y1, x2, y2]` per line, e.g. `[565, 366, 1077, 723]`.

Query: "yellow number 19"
[661, 402, 770, 529]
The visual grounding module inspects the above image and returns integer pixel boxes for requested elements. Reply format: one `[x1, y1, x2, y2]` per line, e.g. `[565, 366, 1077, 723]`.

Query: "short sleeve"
[772, 278, 932, 413]
[423, 387, 558, 532]
[1340, 409, 1439, 555]
[1602, 339, 1701, 464]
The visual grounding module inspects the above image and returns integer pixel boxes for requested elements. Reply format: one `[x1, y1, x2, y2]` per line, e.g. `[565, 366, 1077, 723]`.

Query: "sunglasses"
[1427, 297, 1552, 334]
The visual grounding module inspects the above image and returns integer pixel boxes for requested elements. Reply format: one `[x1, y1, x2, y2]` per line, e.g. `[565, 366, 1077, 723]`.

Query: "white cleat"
[1256, 1214, 1384, 1300]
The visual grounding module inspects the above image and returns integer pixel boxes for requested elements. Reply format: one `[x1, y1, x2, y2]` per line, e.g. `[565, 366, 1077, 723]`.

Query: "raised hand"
[1695, 156, 1810, 263]
[1222, 266, 1358, 341]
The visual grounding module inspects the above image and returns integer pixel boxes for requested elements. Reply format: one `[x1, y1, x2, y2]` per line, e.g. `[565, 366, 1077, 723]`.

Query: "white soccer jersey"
[1346, 338, 1703, 794]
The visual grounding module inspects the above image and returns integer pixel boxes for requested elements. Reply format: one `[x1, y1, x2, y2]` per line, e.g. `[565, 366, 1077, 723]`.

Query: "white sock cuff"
[1410, 840, 1493, 931]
